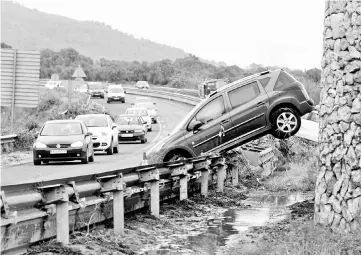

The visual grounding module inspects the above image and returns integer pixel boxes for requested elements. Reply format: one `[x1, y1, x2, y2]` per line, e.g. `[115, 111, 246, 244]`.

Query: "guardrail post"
[57, 200, 69, 244]
[232, 165, 239, 186]
[97, 174, 125, 235]
[137, 167, 160, 218]
[227, 151, 239, 187]
[192, 157, 211, 197]
[39, 184, 69, 244]
[168, 162, 193, 201]
[201, 170, 210, 196]
[150, 180, 159, 217]
[211, 156, 226, 193]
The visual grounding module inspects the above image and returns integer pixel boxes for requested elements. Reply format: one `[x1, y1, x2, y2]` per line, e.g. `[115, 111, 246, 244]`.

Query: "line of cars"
[32, 96, 159, 165]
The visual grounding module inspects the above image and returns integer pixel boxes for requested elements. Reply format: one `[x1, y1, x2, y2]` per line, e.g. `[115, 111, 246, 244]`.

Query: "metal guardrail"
[0, 151, 242, 254]
[125, 87, 202, 106]
[0, 134, 18, 145]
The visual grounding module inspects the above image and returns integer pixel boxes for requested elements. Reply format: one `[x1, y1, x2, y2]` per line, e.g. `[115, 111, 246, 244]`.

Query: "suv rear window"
[274, 72, 297, 90]
[228, 81, 260, 109]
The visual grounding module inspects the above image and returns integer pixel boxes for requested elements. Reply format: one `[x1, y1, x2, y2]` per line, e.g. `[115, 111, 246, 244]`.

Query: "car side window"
[228, 82, 260, 109]
[192, 96, 225, 126]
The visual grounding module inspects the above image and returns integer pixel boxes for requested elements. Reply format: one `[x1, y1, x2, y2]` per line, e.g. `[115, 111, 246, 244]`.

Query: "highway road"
[1, 94, 193, 186]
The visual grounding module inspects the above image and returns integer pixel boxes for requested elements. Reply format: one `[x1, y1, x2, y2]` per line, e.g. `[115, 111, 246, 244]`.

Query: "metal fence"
[1, 151, 244, 254]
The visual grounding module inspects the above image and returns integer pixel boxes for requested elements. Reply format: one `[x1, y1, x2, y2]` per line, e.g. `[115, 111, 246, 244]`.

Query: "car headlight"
[71, 141, 83, 147]
[101, 132, 108, 136]
[135, 129, 143, 132]
[33, 142, 47, 149]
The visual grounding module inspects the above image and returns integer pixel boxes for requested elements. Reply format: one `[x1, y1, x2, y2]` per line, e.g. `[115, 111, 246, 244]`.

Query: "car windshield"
[109, 87, 124, 93]
[41, 123, 83, 136]
[116, 117, 140, 125]
[88, 83, 103, 90]
[76, 115, 108, 127]
[134, 102, 154, 110]
[126, 109, 147, 116]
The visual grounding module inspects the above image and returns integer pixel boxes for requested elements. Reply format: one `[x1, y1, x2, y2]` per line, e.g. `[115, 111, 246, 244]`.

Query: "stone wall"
[315, 0, 361, 232]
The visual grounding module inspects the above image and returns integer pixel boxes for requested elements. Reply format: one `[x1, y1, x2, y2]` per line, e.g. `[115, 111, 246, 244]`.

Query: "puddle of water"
[144, 192, 305, 255]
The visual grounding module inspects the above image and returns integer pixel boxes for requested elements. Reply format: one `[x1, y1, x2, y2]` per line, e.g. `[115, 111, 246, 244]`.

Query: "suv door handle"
[221, 119, 229, 124]
[256, 102, 265, 107]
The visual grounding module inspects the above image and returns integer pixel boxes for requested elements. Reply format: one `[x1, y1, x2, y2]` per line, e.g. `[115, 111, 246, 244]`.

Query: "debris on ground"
[1, 150, 33, 167]
[27, 188, 249, 255]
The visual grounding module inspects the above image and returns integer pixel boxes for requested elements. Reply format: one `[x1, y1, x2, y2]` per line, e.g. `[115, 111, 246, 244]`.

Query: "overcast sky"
[13, 0, 325, 70]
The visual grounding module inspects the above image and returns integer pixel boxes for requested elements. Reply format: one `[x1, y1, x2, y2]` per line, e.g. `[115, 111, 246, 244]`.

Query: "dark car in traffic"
[33, 120, 95, 165]
[146, 69, 315, 162]
[116, 115, 148, 143]
[87, 82, 105, 98]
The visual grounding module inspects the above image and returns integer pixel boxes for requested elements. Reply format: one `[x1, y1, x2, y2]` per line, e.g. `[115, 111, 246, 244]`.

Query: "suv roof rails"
[209, 70, 271, 97]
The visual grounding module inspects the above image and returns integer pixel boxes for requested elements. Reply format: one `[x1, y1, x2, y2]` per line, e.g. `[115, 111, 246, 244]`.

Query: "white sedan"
[133, 102, 158, 123]
[125, 107, 153, 131]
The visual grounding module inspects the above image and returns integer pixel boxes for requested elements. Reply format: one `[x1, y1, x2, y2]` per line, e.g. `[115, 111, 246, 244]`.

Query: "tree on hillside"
[315, 0, 361, 232]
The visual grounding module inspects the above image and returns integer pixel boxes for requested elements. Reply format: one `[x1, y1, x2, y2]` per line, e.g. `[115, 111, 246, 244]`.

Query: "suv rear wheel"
[271, 107, 301, 139]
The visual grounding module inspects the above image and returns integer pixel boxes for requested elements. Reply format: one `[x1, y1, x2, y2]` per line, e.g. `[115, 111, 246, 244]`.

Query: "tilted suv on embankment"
[147, 69, 315, 162]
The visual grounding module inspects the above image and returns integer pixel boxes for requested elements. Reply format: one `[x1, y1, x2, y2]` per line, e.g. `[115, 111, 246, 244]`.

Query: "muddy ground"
[25, 184, 317, 255]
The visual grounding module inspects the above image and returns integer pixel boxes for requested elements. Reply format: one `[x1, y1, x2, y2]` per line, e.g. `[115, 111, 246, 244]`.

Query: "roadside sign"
[1, 48, 41, 132]
[51, 74, 59, 81]
[1, 49, 41, 108]
[72, 65, 86, 79]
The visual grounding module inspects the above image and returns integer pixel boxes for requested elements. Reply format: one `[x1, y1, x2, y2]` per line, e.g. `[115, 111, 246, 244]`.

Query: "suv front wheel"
[271, 107, 301, 139]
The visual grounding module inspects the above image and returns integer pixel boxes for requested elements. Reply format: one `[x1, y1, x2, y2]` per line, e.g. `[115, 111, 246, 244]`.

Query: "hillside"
[1, 1, 188, 62]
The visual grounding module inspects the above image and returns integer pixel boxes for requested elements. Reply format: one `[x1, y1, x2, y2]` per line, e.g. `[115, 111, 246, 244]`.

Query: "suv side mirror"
[189, 120, 203, 134]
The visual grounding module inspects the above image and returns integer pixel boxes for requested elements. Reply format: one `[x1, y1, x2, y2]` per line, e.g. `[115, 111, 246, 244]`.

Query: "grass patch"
[257, 218, 361, 255]
[1, 88, 105, 153]
[263, 137, 318, 192]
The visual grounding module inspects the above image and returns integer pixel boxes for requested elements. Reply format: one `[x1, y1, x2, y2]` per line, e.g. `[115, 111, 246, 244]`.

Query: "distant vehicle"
[75, 84, 88, 93]
[198, 79, 228, 98]
[116, 115, 148, 143]
[103, 83, 110, 93]
[45, 80, 63, 89]
[107, 84, 125, 103]
[133, 101, 158, 123]
[87, 82, 105, 98]
[75, 114, 119, 155]
[32, 120, 94, 165]
[146, 69, 315, 163]
[135, 81, 150, 89]
[125, 107, 152, 131]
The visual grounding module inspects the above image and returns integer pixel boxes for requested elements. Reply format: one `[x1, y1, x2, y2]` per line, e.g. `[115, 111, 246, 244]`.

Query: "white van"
[107, 84, 125, 103]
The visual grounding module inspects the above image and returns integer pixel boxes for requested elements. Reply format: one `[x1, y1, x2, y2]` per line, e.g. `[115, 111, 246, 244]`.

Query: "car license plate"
[121, 134, 133, 137]
[50, 149, 67, 154]
[114, 98, 119, 100]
